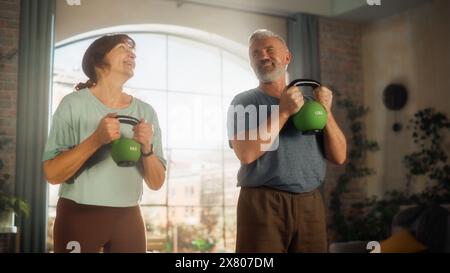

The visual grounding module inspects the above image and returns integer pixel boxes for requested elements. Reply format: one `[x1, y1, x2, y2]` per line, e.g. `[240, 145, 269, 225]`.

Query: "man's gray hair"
[248, 29, 287, 47]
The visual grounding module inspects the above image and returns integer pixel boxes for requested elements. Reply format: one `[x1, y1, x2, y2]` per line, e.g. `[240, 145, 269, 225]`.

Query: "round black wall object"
[383, 84, 408, 110]
[392, 122, 403, 132]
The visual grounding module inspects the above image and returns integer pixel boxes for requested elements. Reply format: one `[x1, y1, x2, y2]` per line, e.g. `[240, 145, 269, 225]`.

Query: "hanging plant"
[329, 92, 379, 241]
[330, 104, 450, 242]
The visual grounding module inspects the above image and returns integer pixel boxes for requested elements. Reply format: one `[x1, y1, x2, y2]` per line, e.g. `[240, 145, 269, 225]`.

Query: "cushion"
[381, 228, 428, 253]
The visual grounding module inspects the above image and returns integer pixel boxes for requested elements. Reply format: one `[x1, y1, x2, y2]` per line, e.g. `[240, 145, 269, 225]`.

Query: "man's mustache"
[259, 60, 272, 66]
[257, 60, 276, 71]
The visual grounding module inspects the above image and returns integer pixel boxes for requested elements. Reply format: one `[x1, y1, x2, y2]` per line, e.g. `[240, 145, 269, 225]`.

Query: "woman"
[43, 34, 166, 253]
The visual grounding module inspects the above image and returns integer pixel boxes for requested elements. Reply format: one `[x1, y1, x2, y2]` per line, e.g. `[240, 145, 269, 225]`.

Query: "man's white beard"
[255, 65, 285, 83]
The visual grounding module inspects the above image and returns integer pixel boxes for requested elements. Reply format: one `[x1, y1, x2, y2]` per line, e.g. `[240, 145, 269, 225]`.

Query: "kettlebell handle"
[287, 79, 321, 90]
[116, 115, 140, 126]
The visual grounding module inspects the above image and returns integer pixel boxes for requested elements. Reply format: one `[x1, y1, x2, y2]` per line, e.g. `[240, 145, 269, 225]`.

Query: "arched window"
[47, 25, 257, 252]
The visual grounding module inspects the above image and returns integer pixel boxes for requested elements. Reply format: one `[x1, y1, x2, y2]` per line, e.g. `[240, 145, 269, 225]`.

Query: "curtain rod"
[167, 0, 297, 21]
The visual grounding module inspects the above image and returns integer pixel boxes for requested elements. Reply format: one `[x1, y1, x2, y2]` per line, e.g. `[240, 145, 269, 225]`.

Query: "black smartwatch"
[141, 144, 153, 157]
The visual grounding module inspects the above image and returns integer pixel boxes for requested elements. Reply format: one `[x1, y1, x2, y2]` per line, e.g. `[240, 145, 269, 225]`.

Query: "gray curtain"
[287, 13, 321, 86]
[287, 13, 325, 196]
[15, 0, 55, 253]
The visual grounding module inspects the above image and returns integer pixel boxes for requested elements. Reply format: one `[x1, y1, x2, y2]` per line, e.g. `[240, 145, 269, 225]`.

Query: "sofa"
[329, 204, 450, 253]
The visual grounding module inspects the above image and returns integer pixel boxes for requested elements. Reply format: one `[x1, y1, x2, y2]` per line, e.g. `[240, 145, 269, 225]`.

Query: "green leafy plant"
[0, 48, 18, 70]
[0, 138, 30, 218]
[403, 108, 450, 194]
[331, 105, 450, 242]
[329, 93, 379, 241]
[192, 237, 215, 252]
[167, 222, 217, 253]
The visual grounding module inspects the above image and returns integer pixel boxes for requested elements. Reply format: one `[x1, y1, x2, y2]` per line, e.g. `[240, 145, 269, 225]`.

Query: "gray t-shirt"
[227, 88, 326, 193]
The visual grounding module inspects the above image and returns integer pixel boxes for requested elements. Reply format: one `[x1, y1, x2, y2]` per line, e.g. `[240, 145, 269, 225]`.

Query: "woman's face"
[103, 39, 136, 79]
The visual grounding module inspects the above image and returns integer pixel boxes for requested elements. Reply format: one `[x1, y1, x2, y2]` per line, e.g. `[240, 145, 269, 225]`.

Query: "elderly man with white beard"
[227, 29, 347, 253]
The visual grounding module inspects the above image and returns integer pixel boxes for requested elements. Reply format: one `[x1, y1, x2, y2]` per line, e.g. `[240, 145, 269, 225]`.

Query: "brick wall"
[318, 18, 367, 240]
[0, 0, 20, 193]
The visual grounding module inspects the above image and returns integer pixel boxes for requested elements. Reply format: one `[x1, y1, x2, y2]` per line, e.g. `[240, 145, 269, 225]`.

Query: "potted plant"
[0, 139, 29, 233]
[0, 192, 30, 233]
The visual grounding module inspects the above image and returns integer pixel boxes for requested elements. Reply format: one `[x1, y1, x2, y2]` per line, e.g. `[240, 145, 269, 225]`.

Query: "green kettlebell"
[289, 79, 328, 134]
[111, 115, 141, 167]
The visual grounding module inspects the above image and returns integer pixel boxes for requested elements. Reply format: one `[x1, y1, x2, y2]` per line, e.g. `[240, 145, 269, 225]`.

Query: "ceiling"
[334, 0, 432, 21]
[172, 0, 432, 21]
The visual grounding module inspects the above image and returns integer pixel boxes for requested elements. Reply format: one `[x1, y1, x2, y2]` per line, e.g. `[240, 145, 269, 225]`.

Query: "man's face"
[249, 37, 291, 83]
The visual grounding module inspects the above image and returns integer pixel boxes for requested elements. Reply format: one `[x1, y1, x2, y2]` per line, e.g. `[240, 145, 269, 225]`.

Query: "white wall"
[362, 0, 450, 197]
[55, 0, 287, 47]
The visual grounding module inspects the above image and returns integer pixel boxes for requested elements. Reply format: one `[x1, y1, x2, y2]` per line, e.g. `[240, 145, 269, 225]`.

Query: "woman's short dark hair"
[75, 34, 135, 91]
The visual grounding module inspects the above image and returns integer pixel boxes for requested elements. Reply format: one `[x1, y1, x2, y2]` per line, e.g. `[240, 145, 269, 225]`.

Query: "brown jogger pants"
[236, 186, 328, 253]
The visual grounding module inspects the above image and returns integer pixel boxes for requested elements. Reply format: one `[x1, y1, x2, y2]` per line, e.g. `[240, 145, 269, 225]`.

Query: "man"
[227, 29, 347, 253]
